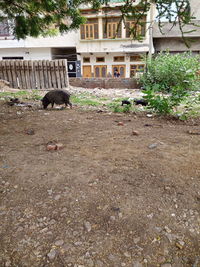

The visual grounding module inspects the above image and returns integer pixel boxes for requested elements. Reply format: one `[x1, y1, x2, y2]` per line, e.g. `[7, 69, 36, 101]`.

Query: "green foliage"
[0, 90, 42, 100]
[143, 86, 188, 115]
[108, 102, 135, 113]
[0, 0, 196, 40]
[141, 52, 200, 93]
[141, 52, 200, 115]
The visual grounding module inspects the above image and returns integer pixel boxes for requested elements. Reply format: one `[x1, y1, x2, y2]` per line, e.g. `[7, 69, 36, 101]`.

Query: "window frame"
[126, 18, 146, 38]
[130, 64, 145, 77]
[130, 54, 142, 61]
[80, 19, 99, 40]
[113, 56, 125, 62]
[96, 57, 105, 63]
[107, 22, 118, 39]
[83, 57, 90, 63]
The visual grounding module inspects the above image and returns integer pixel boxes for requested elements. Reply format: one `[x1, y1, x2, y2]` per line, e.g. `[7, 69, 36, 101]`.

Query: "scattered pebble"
[148, 143, 158, 149]
[55, 240, 64, 246]
[25, 128, 35, 135]
[146, 114, 153, 117]
[54, 195, 61, 201]
[132, 130, 139, 136]
[175, 240, 185, 250]
[47, 249, 57, 260]
[84, 221, 92, 232]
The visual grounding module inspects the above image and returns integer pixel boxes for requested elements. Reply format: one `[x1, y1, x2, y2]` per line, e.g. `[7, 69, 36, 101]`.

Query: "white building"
[0, 0, 155, 78]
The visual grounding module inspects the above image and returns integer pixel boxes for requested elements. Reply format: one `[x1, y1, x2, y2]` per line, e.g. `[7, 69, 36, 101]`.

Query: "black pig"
[121, 100, 131, 106]
[41, 90, 72, 109]
[134, 99, 148, 106]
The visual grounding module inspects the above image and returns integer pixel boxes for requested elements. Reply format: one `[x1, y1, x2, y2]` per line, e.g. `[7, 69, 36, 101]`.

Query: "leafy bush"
[143, 86, 188, 115]
[141, 52, 200, 92]
[140, 52, 200, 115]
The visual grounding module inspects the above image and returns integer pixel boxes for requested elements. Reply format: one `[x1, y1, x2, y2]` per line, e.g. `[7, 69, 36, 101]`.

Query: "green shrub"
[144, 86, 188, 115]
[141, 52, 200, 92]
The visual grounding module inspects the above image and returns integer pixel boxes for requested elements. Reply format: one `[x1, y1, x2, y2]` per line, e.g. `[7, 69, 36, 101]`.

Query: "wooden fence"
[0, 59, 69, 89]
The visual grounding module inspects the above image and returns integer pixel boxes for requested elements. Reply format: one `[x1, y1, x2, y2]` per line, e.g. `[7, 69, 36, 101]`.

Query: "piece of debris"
[47, 248, 57, 260]
[175, 240, 185, 250]
[144, 123, 153, 127]
[164, 226, 172, 233]
[117, 121, 124, 126]
[25, 129, 35, 135]
[132, 130, 139, 136]
[146, 114, 153, 118]
[187, 130, 200, 135]
[7, 98, 20, 106]
[111, 207, 120, 212]
[46, 141, 64, 151]
[7, 98, 34, 108]
[46, 144, 57, 151]
[84, 221, 92, 232]
[56, 143, 65, 150]
[148, 143, 158, 149]
[55, 106, 65, 110]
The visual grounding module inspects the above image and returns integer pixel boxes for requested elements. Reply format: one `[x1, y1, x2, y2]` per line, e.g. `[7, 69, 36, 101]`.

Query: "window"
[130, 64, 145, 77]
[0, 19, 10, 36]
[112, 65, 125, 78]
[107, 22, 118, 38]
[114, 56, 125, 62]
[94, 65, 107, 77]
[130, 54, 142, 61]
[103, 18, 121, 39]
[126, 17, 146, 38]
[80, 19, 98, 40]
[83, 57, 90, 63]
[96, 57, 105, 62]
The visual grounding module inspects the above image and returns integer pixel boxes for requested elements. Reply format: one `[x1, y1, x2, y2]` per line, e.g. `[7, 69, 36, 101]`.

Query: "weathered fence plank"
[15, 61, 22, 89]
[63, 59, 69, 88]
[10, 61, 18, 88]
[0, 59, 68, 89]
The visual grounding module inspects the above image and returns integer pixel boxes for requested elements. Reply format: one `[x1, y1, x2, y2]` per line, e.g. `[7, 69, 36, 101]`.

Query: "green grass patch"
[0, 90, 42, 100]
[71, 95, 102, 106]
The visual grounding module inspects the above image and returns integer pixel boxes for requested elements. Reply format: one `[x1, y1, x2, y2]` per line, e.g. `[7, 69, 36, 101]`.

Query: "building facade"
[0, 0, 155, 78]
[77, 1, 155, 78]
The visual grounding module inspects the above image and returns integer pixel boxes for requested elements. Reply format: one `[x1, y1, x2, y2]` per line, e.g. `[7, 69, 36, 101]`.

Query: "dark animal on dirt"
[121, 100, 131, 106]
[134, 99, 148, 106]
[41, 90, 72, 109]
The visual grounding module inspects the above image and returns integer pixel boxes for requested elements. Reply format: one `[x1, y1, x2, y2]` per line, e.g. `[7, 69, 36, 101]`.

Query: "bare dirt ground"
[0, 98, 200, 267]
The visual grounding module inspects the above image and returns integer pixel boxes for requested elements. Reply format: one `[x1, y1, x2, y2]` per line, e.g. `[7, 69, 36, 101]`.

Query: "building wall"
[0, 31, 79, 49]
[0, 48, 52, 60]
[69, 77, 140, 89]
[190, 0, 200, 20]
[154, 37, 200, 53]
